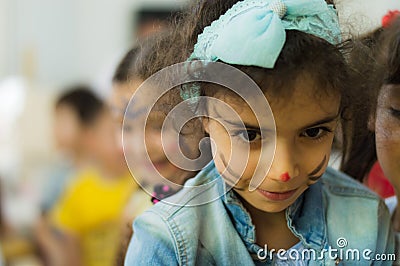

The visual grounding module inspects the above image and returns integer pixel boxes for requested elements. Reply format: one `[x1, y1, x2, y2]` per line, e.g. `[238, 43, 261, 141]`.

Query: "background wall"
[1, 0, 399, 89]
[0, 0, 189, 231]
[337, 0, 400, 37]
[0, 0, 187, 90]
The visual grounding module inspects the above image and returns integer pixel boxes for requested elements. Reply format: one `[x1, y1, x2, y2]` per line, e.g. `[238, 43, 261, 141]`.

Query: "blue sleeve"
[124, 210, 179, 265]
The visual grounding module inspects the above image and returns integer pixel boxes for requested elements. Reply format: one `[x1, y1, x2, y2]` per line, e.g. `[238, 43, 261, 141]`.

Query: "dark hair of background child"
[56, 85, 105, 127]
[111, 31, 202, 266]
[342, 17, 400, 181]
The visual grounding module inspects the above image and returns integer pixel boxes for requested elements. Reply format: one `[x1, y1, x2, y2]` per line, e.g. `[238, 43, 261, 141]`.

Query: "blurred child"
[110, 33, 209, 264]
[341, 25, 396, 199]
[111, 31, 209, 200]
[369, 14, 400, 228]
[350, 12, 400, 263]
[40, 86, 104, 213]
[37, 87, 137, 266]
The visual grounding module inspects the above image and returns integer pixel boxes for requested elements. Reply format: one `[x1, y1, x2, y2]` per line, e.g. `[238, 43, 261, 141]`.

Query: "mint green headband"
[181, 0, 342, 101]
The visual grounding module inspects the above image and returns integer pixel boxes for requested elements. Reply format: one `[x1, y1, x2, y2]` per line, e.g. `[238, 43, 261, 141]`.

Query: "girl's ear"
[202, 117, 210, 134]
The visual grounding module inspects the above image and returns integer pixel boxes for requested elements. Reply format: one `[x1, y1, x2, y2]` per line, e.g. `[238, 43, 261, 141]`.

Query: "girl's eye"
[302, 127, 331, 139]
[390, 107, 400, 118]
[236, 130, 261, 142]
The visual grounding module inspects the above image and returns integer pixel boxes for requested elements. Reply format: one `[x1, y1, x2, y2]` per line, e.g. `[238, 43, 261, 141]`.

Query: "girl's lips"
[257, 188, 297, 201]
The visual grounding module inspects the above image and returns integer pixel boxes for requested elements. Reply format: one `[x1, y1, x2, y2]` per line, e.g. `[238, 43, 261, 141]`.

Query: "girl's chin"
[244, 201, 291, 214]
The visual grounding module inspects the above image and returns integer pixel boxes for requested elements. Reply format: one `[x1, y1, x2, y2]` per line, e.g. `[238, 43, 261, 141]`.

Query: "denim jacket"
[125, 162, 394, 265]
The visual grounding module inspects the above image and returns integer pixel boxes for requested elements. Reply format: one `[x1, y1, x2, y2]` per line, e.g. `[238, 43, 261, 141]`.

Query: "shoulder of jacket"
[144, 161, 222, 220]
[321, 167, 379, 200]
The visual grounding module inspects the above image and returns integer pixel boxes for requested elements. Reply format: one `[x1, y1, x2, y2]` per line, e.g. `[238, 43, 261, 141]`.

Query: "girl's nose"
[280, 172, 291, 182]
[268, 140, 299, 182]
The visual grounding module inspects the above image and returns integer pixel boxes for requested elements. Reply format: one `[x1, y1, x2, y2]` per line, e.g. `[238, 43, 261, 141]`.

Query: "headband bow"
[189, 0, 341, 68]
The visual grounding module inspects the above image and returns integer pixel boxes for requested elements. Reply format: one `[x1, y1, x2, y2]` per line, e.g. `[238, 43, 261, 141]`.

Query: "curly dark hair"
[115, 0, 367, 176]
[342, 16, 400, 181]
[166, 0, 362, 169]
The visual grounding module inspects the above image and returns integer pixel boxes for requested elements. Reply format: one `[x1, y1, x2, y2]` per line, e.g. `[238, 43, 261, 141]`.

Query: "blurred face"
[204, 76, 340, 213]
[110, 81, 142, 125]
[129, 109, 190, 185]
[110, 80, 202, 186]
[375, 84, 400, 193]
[109, 80, 143, 160]
[86, 109, 127, 172]
[53, 104, 82, 154]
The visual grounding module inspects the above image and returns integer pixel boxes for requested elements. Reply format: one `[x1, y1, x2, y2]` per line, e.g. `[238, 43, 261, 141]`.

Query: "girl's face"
[124, 108, 190, 185]
[375, 84, 400, 192]
[204, 75, 340, 213]
[110, 81, 202, 186]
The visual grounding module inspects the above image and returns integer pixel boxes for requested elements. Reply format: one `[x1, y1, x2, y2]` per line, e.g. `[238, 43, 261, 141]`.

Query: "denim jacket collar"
[287, 181, 327, 251]
[223, 180, 327, 255]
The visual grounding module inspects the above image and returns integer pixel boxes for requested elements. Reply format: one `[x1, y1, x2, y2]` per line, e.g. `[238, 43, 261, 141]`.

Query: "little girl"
[374, 14, 400, 229]
[343, 12, 400, 264]
[125, 0, 394, 265]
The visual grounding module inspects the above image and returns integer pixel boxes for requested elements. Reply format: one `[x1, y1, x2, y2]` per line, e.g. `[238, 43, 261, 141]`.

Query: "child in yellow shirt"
[50, 168, 136, 266]
[37, 87, 139, 266]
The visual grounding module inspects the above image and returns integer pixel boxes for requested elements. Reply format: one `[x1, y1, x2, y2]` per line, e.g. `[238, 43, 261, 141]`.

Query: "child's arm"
[34, 216, 82, 266]
[124, 210, 179, 265]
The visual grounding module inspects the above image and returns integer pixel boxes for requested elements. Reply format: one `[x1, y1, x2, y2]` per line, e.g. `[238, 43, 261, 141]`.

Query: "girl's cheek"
[375, 108, 399, 141]
[300, 137, 332, 161]
[231, 151, 259, 182]
[375, 108, 400, 182]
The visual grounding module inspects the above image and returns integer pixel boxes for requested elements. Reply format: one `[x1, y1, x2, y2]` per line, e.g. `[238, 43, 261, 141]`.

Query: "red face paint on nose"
[280, 172, 290, 182]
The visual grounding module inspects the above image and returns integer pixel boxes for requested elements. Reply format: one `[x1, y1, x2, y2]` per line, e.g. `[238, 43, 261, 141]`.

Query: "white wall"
[0, 0, 11, 79]
[3, 0, 398, 91]
[2, 0, 187, 91]
[337, 0, 400, 36]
